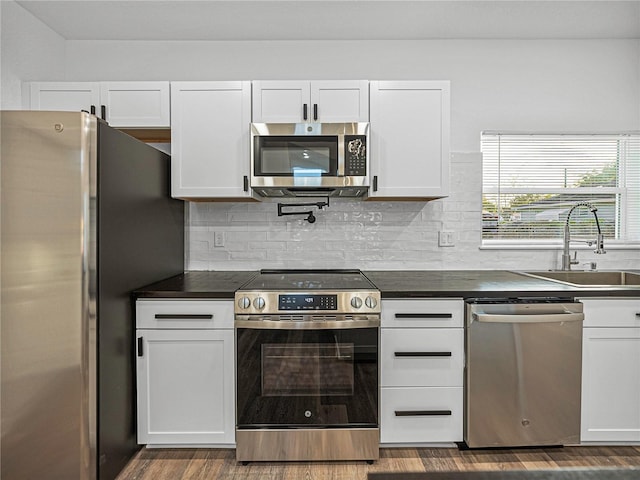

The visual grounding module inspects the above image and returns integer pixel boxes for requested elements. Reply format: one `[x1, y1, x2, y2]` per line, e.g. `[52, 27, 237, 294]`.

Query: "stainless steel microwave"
[250, 122, 370, 198]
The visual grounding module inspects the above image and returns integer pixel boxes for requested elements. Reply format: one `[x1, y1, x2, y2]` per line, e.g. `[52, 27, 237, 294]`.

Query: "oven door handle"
[234, 318, 380, 329]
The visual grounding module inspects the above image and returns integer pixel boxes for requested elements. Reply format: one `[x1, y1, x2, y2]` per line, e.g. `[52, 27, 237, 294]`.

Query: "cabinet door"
[310, 80, 369, 122]
[252, 80, 310, 123]
[369, 81, 450, 199]
[171, 81, 252, 199]
[136, 329, 235, 445]
[30, 82, 100, 114]
[100, 81, 170, 127]
[581, 327, 640, 442]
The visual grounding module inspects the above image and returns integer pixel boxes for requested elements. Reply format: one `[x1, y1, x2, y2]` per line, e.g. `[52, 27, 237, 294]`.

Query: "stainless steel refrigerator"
[1, 111, 185, 480]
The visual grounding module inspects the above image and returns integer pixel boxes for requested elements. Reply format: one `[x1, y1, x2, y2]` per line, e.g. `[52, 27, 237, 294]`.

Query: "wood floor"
[116, 446, 640, 480]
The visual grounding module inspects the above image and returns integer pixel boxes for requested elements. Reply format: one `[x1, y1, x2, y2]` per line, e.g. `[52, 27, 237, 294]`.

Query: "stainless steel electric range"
[234, 269, 381, 463]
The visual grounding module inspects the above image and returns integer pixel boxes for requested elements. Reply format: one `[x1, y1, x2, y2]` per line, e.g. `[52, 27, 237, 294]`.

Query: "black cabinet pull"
[373, 175, 378, 192]
[243, 175, 249, 192]
[303, 103, 308, 120]
[395, 351, 452, 357]
[313, 103, 318, 121]
[100, 105, 106, 120]
[137, 337, 143, 357]
[90, 105, 96, 115]
[154, 314, 213, 319]
[395, 410, 452, 417]
[636, 313, 640, 317]
[395, 313, 453, 319]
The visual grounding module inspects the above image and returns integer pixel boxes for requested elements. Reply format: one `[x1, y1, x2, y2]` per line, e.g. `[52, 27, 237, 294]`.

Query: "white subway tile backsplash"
[186, 152, 640, 271]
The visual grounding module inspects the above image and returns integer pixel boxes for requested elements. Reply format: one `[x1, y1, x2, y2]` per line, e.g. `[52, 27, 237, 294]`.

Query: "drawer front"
[580, 298, 640, 328]
[136, 299, 234, 329]
[381, 299, 463, 328]
[381, 328, 463, 387]
[380, 387, 463, 443]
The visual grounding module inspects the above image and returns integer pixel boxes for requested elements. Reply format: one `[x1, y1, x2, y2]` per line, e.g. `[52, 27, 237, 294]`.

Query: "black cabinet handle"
[395, 313, 453, 319]
[395, 410, 452, 417]
[137, 337, 143, 357]
[303, 103, 308, 120]
[636, 313, 640, 317]
[154, 314, 213, 319]
[313, 103, 318, 121]
[243, 175, 249, 192]
[100, 105, 106, 120]
[90, 105, 96, 115]
[395, 351, 452, 357]
[373, 175, 378, 192]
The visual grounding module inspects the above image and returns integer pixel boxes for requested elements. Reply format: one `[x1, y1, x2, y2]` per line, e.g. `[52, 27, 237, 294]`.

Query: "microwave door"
[255, 136, 338, 177]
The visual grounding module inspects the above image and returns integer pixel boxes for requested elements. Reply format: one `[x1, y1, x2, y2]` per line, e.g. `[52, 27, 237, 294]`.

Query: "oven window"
[236, 327, 378, 428]
[254, 136, 338, 176]
[262, 343, 354, 397]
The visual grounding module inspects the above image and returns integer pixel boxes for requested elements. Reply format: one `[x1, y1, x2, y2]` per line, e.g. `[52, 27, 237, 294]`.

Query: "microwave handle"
[303, 103, 308, 121]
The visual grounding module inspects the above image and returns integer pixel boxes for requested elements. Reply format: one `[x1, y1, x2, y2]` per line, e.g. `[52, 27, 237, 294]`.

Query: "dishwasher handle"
[472, 311, 584, 324]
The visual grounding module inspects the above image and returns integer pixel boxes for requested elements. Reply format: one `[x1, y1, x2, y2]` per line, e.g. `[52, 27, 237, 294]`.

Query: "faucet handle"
[570, 251, 579, 265]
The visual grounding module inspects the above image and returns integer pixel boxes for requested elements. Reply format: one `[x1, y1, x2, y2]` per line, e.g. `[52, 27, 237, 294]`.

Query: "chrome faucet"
[561, 202, 606, 271]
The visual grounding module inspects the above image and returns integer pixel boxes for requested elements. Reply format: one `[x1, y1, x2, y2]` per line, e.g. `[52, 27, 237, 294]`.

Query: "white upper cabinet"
[369, 81, 450, 199]
[170, 81, 252, 200]
[252, 80, 369, 123]
[29, 81, 170, 127]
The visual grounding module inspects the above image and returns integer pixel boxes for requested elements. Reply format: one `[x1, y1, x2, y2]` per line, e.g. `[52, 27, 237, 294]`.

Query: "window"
[481, 132, 640, 245]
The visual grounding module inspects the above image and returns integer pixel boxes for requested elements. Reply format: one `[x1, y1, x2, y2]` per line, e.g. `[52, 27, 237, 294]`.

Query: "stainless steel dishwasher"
[464, 298, 584, 448]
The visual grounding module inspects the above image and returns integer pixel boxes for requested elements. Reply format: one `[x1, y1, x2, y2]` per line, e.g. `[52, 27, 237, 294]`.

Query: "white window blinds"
[481, 132, 640, 243]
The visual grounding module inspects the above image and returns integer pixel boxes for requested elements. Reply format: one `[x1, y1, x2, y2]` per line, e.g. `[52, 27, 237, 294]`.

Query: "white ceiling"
[15, 0, 640, 41]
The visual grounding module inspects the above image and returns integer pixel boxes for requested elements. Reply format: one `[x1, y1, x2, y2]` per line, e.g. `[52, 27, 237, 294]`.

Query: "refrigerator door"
[1, 111, 97, 479]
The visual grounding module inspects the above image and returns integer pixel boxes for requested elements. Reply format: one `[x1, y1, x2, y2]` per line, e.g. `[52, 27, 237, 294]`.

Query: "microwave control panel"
[344, 135, 367, 176]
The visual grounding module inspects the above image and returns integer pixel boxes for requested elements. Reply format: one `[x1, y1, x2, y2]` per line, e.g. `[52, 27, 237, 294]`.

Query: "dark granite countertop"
[133, 270, 640, 299]
[133, 271, 257, 299]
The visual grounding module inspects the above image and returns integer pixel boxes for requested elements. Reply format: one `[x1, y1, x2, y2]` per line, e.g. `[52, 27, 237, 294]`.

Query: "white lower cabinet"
[580, 297, 640, 443]
[136, 300, 235, 445]
[380, 387, 463, 444]
[380, 299, 464, 444]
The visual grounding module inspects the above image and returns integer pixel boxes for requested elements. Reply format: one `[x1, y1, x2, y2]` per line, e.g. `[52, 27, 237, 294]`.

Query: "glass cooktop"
[239, 269, 377, 291]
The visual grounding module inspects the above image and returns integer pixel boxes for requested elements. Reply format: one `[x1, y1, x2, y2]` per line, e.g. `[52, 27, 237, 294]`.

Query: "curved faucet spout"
[562, 202, 606, 271]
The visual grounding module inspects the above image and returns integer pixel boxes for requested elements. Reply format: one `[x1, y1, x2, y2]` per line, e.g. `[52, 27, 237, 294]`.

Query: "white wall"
[0, 1, 66, 109]
[16, 36, 640, 270]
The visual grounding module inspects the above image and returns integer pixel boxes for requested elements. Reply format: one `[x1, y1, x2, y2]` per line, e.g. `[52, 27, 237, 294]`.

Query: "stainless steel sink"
[517, 270, 640, 287]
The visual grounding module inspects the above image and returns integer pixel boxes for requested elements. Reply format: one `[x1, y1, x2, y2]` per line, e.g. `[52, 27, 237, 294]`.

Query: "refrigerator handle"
[137, 337, 143, 357]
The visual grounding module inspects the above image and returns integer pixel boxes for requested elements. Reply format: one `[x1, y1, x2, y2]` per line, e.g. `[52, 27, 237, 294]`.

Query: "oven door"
[236, 326, 378, 429]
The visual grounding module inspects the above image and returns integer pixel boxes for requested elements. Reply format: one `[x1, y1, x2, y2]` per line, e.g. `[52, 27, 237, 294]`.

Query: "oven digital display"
[279, 294, 338, 310]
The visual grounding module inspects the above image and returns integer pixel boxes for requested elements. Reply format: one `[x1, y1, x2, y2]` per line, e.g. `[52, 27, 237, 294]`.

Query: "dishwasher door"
[464, 300, 584, 448]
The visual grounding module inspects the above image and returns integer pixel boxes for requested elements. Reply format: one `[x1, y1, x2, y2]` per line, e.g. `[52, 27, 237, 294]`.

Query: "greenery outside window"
[481, 132, 640, 245]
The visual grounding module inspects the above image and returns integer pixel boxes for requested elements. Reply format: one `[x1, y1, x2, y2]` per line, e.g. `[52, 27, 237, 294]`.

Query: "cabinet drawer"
[380, 387, 463, 443]
[136, 299, 234, 329]
[580, 298, 640, 327]
[381, 328, 463, 387]
[381, 299, 463, 328]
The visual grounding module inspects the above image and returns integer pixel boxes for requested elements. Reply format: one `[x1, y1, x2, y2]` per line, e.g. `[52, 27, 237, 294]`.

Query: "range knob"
[350, 297, 363, 309]
[365, 296, 378, 309]
[253, 297, 266, 310]
[237, 296, 251, 309]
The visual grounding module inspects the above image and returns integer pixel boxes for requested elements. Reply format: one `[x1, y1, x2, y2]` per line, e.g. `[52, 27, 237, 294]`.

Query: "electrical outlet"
[438, 230, 455, 247]
[214, 231, 225, 247]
